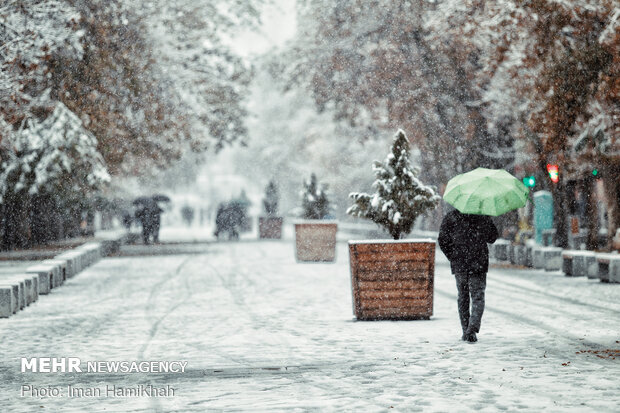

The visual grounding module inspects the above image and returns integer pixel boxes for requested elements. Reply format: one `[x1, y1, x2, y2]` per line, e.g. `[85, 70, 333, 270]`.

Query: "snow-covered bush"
[300, 174, 331, 220]
[347, 130, 441, 240]
[263, 180, 279, 216]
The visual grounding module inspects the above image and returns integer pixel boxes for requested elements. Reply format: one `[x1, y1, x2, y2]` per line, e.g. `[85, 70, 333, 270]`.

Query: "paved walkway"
[1, 240, 619, 412]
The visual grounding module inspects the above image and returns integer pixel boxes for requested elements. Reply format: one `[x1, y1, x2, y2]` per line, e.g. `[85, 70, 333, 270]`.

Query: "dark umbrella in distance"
[132, 196, 157, 207]
[152, 194, 171, 203]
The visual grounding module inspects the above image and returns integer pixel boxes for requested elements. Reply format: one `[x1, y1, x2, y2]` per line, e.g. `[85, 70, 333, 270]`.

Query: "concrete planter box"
[494, 239, 510, 261]
[78, 242, 102, 266]
[586, 254, 599, 279]
[349, 239, 435, 320]
[532, 246, 562, 271]
[543, 247, 563, 271]
[562, 251, 576, 276]
[55, 251, 82, 277]
[526, 245, 534, 267]
[0, 286, 15, 317]
[509, 244, 517, 264]
[0, 272, 40, 312]
[26, 265, 55, 294]
[532, 247, 545, 269]
[562, 251, 597, 277]
[3, 279, 25, 310]
[294, 221, 338, 262]
[514, 245, 528, 266]
[20, 276, 35, 305]
[42, 260, 67, 283]
[259, 217, 283, 239]
[596, 254, 620, 283]
[0, 284, 19, 316]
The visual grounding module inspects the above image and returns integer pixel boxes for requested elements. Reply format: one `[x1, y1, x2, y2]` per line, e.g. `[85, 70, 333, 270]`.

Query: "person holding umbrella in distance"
[439, 168, 529, 343]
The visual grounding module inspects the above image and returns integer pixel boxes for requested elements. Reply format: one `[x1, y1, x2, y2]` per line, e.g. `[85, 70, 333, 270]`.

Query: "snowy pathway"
[1, 240, 619, 412]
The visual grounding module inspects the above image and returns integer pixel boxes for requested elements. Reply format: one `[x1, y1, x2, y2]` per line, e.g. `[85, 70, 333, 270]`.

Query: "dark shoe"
[464, 332, 477, 343]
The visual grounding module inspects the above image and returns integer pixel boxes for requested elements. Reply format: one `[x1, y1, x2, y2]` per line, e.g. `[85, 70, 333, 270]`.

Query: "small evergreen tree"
[263, 180, 279, 216]
[301, 173, 331, 220]
[347, 129, 441, 240]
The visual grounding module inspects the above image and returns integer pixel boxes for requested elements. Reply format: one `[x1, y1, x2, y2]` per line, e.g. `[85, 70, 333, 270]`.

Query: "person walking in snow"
[438, 209, 498, 343]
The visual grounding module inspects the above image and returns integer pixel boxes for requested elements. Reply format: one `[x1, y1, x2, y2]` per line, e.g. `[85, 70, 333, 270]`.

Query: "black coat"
[438, 210, 499, 274]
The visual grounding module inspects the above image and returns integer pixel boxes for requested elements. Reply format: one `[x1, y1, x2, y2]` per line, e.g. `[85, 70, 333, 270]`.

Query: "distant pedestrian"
[438, 209, 498, 343]
[122, 211, 133, 231]
[151, 205, 162, 243]
[135, 202, 162, 244]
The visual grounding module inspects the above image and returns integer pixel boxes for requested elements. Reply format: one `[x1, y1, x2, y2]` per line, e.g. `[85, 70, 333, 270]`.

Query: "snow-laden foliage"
[0, 101, 110, 203]
[288, 0, 618, 247]
[3, 0, 265, 177]
[285, 0, 506, 187]
[263, 180, 279, 216]
[300, 174, 331, 220]
[140, 0, 265, 153]
[0, 0, 83, 124]
[429, 0, 619, 248]
[348, 130, 440, 240]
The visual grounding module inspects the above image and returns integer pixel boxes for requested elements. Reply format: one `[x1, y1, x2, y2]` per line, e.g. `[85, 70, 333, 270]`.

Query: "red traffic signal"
[546, 164, 559, 183]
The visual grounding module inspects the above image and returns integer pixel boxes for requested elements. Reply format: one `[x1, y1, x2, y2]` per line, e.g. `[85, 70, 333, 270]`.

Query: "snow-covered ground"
[1, 234, 619, 412]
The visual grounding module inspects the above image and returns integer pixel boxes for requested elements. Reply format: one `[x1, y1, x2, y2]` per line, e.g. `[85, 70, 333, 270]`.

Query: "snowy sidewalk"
[0, 239, 619, 412]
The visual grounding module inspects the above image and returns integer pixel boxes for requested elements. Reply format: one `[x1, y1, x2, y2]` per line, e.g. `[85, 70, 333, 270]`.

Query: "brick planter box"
[349, 239, 435, 320]
[294, 221, 338, 262]
[259, 217, 283, 239]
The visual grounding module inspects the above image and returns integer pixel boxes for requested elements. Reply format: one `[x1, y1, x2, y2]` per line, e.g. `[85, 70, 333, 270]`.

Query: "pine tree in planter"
[263, 180, 279, 216]
[295, 173, 337, 262]
[259, 180, 283, 239]
[301, 173, 331, 220]
[348, 129, 441, 239]
[347, 129, 441, 320]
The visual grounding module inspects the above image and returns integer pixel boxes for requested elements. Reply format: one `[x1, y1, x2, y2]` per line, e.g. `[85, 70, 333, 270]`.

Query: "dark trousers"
[455, 271, 487, 333]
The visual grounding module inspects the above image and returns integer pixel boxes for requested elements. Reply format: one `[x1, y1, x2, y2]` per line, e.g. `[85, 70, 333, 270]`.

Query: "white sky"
[230, 0, 297, 57]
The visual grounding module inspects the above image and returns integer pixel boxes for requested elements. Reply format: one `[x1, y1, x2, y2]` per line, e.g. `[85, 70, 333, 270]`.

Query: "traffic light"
[522, 176, 536, 188]
[592, 168, 599, 177]
[546, 164, 559, 183]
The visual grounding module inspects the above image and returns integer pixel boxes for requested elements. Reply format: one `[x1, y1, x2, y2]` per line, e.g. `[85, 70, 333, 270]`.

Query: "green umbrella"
[443, 168, 529, 216]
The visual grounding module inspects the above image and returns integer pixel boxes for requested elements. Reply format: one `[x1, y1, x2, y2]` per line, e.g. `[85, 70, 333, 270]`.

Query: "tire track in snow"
[138, 255, 193, 360]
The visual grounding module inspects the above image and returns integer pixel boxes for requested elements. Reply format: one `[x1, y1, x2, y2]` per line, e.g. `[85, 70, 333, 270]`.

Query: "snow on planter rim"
[561, 250, 597, 257]
[348, 238, 435, 245]
[293, 220, 339, 225]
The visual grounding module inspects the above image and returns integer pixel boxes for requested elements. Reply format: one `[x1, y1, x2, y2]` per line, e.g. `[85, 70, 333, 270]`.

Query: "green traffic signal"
[592, 169, 598, 176]
[522, 176, 536, 188]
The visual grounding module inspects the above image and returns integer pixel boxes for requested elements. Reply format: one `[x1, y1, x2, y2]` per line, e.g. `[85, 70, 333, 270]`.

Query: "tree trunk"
[582, 176, 599, 251]
[552, 180, 569, 249]
[602, 174, 620, 251]
[1, 194, 32, 250]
